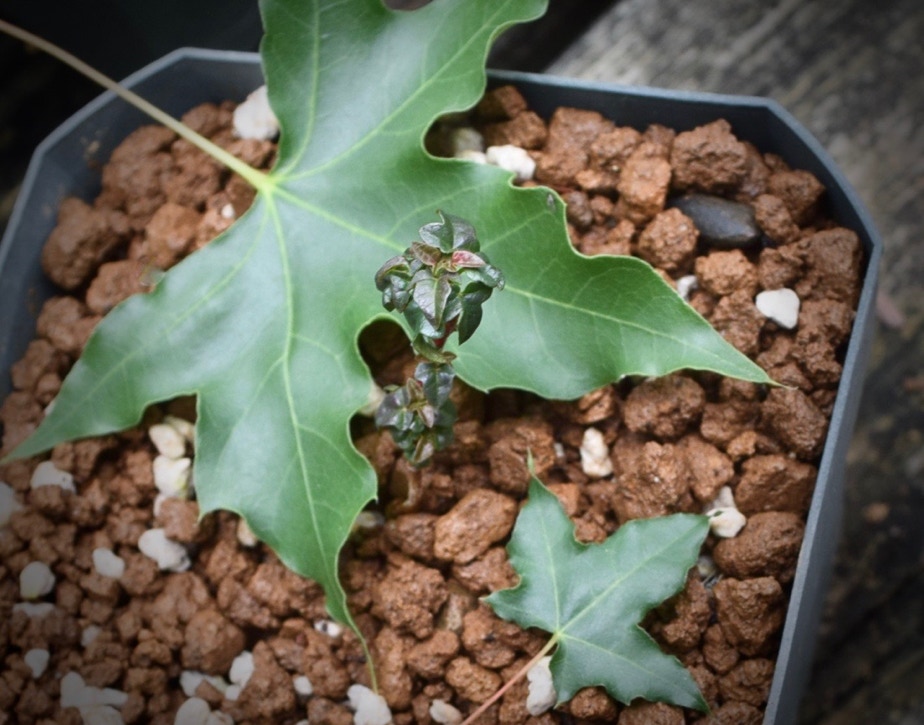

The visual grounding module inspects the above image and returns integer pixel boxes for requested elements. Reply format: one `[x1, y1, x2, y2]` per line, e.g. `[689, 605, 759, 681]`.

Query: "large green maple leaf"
[486, 477, 710, 711]
[8, 0, 768, 634]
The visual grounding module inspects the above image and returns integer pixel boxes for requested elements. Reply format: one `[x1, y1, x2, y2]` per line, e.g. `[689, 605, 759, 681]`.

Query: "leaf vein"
[284, 2, 515, 182]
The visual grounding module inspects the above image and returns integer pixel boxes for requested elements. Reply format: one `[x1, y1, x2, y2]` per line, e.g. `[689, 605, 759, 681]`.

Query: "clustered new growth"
[374, 212, 504, 465]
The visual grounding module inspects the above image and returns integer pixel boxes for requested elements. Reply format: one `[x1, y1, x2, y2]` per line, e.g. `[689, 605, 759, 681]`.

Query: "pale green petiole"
[0, 18, 269, 193]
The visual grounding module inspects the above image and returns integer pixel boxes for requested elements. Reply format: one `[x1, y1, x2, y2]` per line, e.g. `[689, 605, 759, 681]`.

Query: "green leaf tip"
[486, 475, 710, 712]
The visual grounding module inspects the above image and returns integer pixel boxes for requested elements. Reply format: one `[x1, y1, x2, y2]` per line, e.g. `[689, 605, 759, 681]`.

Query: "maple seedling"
[463, 475, 710, 723]
[374, 212, 504, 465]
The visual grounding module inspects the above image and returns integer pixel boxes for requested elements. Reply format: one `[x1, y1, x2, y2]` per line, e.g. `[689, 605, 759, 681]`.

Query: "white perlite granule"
[174, 697, 211, 725]
[60, 671, 129, 709]
[19, 561, 55, 599]
[149, 422, 187, 459]
[429, 699, 463, 724]
[24, 649, 49, 678]
[347, 684, 393, 725]
[755, 287, 800, 329]
[12, 602, 55, 618]
[526, 656, 557, 716]
[79, 705, 123, 725]
[153, 455, 192, 498]
[180, 671, 228, 698]
[138, 528, 190, 572]
[707, 507, 747, 538]
[705, 486, 747, 538]
[30, 460, 75, 492]
[92, 548, 126, 579]
[485, 144, 536, 182]
[236, 518, 259, 548]
[229, 651, 254, 689]
[81, 625, 102, 647]
[0, 481, 22, 526]
[293, 675, 313, 697]
[233, 85, 279, 140]
[579, 427, 613, 478]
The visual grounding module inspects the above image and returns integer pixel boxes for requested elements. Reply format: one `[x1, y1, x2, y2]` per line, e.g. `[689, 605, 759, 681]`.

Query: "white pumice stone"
[20, 561, 56, 599]
[163, 415, 196, 445]
[98, 688, 129, 708]
[449, 126, 485, 155]
[174, 697, 211, 725]
[676, 275, 698, 301]
[579, 428, 613, 478]
[78, 705, 124, 725]
[178, 671, 200, 697]
[354, 510, 385, 531]
[708, 485, 736, 511]
[233, 85, 279, 140]
[24, 648, 49, 678]
[347, 684, 393, 725]
[82, 625, 102, 647]
[206, 712, 233, 725]
[429, 699, 463, 724]
[755, 287, 800, 329]
[485, 144, 536, 182]
[293, 675, 313, 697]
[235, 518, 260, 548]
[30, 460, 75, 492]
[92, 548, 126, 579]
[138, 529, 190, 572]
[13, 602, 56, 618]
[314, 619, 343, 638]
[149, 423, 187, 460]
[61, 671, 129, 709]
[696, 554, 718, 580]
[224, 684, 241, 702]
[228, 651, 254, 687]
[44, 398, 56, 416]
[456, 149, 487, 164]
[708, 507, 748, 538]
[526, 655, 556, 716]
[358, 382, 387, 417]
[153, 455, 192, 498]
[180, 671, 228, 698]
[60, 672, 87, 707]
[153, 493, 168, 518]
[0, 480, 22, 527]
[220, 203, 236, 220]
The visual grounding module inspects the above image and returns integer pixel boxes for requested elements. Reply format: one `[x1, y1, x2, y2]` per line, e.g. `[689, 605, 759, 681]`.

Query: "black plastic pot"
[0, 49, 881, 723]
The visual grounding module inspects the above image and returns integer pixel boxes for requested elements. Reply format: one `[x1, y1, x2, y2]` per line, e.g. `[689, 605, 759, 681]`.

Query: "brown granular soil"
[0, 86, 863, 723]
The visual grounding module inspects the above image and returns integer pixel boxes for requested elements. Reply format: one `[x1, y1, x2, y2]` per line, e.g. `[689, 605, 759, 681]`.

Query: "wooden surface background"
[548, 1, 924, 721]
[1, 0, 921, 721]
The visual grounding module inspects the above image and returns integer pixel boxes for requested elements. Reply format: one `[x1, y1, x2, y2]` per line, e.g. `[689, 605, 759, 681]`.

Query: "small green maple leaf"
[5, 0, 768, 644]
[486, 476, 710, 711]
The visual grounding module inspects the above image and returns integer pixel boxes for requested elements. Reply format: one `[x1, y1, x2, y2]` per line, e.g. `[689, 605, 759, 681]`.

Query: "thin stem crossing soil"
[460, 635, 558, 725]
[0, 19, 269, 192]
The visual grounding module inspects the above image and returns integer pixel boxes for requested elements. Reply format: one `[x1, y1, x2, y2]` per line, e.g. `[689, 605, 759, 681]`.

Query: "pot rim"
[0, 47, 883, 725]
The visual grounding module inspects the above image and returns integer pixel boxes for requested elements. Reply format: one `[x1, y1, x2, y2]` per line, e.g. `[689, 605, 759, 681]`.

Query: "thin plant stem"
[459, 635, 558, 725]
[0, 18, 269, 192]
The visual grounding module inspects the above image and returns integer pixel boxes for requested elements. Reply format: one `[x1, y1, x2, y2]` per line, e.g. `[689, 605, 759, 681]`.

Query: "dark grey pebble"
[669, 194, 761, 249]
